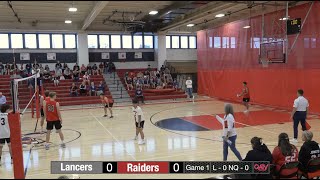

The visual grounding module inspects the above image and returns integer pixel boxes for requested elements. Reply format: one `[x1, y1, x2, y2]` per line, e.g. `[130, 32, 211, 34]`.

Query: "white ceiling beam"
[81, 1, 109, 30]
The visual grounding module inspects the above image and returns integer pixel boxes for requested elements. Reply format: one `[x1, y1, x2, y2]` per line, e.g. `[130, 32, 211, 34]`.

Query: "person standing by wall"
[237, 82, 250, 113]
[290, 89, 309, 144]
[0, 92, 6, 108]
[186, 77, 194, 100]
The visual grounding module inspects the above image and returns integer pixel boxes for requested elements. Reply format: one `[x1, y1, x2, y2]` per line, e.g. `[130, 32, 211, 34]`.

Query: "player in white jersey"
[132, 99, 145, 145]
[0, 104, 12, 165]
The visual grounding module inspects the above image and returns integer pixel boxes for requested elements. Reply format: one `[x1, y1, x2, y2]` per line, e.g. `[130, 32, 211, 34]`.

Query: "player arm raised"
[56, 102, 62, 124]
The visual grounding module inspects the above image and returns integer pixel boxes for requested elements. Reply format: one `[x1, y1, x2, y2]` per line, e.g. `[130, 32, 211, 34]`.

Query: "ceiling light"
[65, 20, 72, 24]
[187, 24, 195, 27]
[69, 7, 77, 12]
[215, 14, 225, 18]
[149, 11, 158, 15]
[279, 17, 289, 21]
[243, 25, 251, 29]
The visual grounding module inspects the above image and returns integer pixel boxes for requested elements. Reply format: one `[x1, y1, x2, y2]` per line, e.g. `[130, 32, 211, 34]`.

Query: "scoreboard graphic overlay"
[51, 161, 270, 174]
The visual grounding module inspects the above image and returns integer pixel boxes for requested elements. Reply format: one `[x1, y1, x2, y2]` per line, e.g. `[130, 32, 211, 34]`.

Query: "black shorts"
[0, 138, 10, 144]
[105, 103, 113, 108]
[41, 108, 44, 117]
[135, 121, 145, 128]
[243, 98, 250, 102]
[47, 121, 62, 130]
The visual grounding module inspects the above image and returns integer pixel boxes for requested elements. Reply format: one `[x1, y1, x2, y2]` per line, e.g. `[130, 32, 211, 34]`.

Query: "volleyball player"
[43, 92, 65, 150]
[99, 93, 113, 118]
[39, 90, 50, 132]
[237, 82, 250, 113]
[215, 103, 242, 161]
[132, 99, 145, 145]
[0, 104, 12, 165]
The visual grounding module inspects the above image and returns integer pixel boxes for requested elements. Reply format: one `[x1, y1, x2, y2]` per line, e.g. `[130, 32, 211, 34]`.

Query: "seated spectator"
[79, 81, 87, 96]
[19, 64, 26, 78]
[56, 68, 62, 77]
[83, 72, 90, 85]
[33, 61, 39, 69]
[272, 133, 299, 177]
[99, 62, 104, 75]
[0, 62, 4, 75]
[52, 75, 59, 87]
[150, 77, 156, 89]
[126, 77, 133, 90]
[135, 86, 144, 104]
[132, 77, 138, 89]
[73, 67, 80, 82]
[173, 79, 179, 91]
[160, 65, 165, 72]
[5, 63, 10, 75]
[80, 64, 86, 75]
[62, 63, 68, 74]
[143, 76, 150, 89]
[97, 81, 105, 96]
[89, 82, 97, 96]
[43, 70, 51, 82]
[87, 64, 92, 75]
[299, 130, 320, 174]
[73, 63, 80, 71]
[55, 61, 62, 74]
[70, 83, 78, 96]
[64, 67, 71, 79]
[59, 75, 65, 81]
[156, 71, 161, 79]
[92, 64, 98, 75]
[11, 63, 18, 75]
[147, 64, 152, 72]
[26, 63, 32, 75]
[137, 71, 143, 78]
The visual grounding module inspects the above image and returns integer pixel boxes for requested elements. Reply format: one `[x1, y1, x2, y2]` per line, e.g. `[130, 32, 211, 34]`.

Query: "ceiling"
[0, 1, 309, 33]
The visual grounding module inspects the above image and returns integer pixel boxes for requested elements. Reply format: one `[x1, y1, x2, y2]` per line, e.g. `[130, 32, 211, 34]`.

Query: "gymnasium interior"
[0, 1, 320, 179]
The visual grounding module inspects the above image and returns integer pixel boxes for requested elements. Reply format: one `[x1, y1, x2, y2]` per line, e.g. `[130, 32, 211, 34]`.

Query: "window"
[251, 37, 260, 48]
[209, 37, 213, 48]
[166, 36, 171, 48]
[304, 38, 310, 48]
[222, 37, 229, 48]
[99, 35, 109, 48]
[230, 37, 236, 48]
[133, 35, 143, 49]
[311, 38, 316, 48]
[180, 36, 188, 48]
[25, 34, 37, 48]
[111, 35, 121, 48]
[65, 34, 76, 48]
[122, 35, 132, 49]
[38, 34, 50, 48]
[52, 34, 63, 48]
[0, 34, 9, 48]
[144, 35, 153, 48]
[189, 36, 196, 49]
[214, 37, 221, 48]
[88, 35, 98, 48]
[171, 36, 179, 48]
[11, 34, 23, 48]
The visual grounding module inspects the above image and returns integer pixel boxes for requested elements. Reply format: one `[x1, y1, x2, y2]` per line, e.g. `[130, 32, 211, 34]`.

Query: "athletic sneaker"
[103, 115, 108, 117]
[290, 138, 298, 144]
[61, 143, 66, 148]
[45, 144, 50, 150]
[110, 116, 114, 118]
[138, 140, 145, 145]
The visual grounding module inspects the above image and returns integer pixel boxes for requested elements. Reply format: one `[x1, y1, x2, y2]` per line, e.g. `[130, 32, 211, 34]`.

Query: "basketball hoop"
[260, 57, 270, 68]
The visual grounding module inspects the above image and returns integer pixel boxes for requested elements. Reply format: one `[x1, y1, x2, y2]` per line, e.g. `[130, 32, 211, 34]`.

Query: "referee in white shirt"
[290, 89, 309, 143]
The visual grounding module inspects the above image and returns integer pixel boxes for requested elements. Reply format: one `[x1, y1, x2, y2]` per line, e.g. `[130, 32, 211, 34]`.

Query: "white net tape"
[12, 70, 40, 115]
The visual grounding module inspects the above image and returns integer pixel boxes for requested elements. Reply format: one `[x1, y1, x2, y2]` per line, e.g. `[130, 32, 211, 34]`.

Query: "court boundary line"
[89, 112, 137, 161]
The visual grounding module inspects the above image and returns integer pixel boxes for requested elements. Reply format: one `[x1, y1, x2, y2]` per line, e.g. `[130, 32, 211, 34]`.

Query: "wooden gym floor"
[0, 96, 319, 179]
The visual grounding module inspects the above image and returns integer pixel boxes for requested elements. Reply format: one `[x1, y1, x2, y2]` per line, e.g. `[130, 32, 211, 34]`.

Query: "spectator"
[147, 64, 152, 72]
[26, 63, 32, 75]
[10, 63, 18, 75]
[55, 61, 62, 73]
[83, 72, 90, 85]
[104, 62, 108, 74]
[33, 60, 39, 69]
[0, 62, 4, 75]
[89, 82, 97, 96]
[19, 64, 26, 78]
[79, 81, 87, 96]
[0, 92, 6, 107]
[150, 77, 156, 89]
[70, 83, 78, 96]
[43, 70, 51, 82]
[299, 130, 320, 173]
[44, 65, 50, 72]
[160, 65, 165, 72]
[143, 76, 150, 89]
[73, 63, 80, 71]
[97, 81, 105, 96]
[186, 77, 194, 99]
[173, 78, 179, 91]
[59, 74, 65, 81]
[62, 63, 68, 74]
[55, 68, 62, 77]
[87, 64, 92, 75]
[80, 64, 86, 75]
[92, 64, 98, 75]
[126, 77, 133, 90]
[272, 133, 299, 176]
[5, 63, 10, 75]
[64, 67, 71, 79]
[52, 75, 59, 87]
[135, 86, 144, 104]
[108, 61, 115, 73]
[73, 67, 80, 82]
[99, 62, 104, 75]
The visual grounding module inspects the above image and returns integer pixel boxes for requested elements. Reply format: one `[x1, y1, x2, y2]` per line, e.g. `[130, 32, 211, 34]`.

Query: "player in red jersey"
[237, 81, 250, 113]
[39, 90, 50, 132]
[272, 133, 299, 177]
[100, 93, 113, 118]
[43, 92, 65, 150]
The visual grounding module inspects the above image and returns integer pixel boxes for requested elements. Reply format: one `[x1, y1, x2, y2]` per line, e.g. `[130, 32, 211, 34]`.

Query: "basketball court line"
[89, 112, 137, 161]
